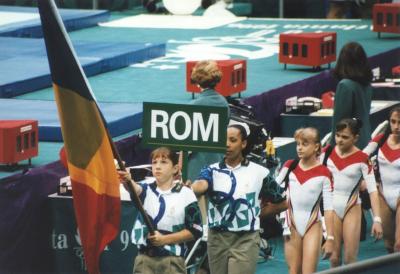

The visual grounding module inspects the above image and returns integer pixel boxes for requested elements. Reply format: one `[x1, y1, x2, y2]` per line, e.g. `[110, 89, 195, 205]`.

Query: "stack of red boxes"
[0, 120, 38, 166]
[186, 59, 246, 98]
[279, 32, 337, 70]
[372, 3, 400, 38]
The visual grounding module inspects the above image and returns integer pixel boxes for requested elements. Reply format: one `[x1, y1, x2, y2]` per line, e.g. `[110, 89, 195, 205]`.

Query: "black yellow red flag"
[37, 1, 120, 273]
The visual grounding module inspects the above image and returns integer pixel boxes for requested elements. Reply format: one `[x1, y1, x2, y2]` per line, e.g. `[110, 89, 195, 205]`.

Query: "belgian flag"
[38, 1, 120, 273]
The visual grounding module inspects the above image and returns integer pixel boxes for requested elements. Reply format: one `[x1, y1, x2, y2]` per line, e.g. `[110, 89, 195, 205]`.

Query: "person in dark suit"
[187, 60, 230, 182]
[331, 42, 373, 149]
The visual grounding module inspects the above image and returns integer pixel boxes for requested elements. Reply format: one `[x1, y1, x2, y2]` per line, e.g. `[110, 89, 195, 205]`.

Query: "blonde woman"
[277, 127, 334, 274]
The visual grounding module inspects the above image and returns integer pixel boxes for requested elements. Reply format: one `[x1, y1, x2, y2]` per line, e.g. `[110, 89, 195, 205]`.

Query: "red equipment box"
[186, 59, 247, 97]
[0, 120, 38, 165]
[279, 32, 336, 69]
[372, 3, 400, 38]
[321, 91, 335, 109]
[393, 65, 400, 77]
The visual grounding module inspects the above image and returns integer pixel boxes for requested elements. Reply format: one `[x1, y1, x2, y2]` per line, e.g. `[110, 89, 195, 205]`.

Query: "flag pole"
[102, 118, 155, 235]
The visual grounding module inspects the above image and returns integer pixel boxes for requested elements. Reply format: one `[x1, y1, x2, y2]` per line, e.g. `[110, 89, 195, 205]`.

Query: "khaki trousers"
[133, 254, 186, 274]
[208, 229, 260, 274]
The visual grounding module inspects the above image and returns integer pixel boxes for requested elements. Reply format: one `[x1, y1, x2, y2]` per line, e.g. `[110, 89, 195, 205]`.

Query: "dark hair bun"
[336, 118, 362, 136]
[353, 117, 363, 129]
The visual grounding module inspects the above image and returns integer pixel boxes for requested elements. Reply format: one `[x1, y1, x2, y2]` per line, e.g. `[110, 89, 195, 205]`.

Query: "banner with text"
[142, 102, 228, 152]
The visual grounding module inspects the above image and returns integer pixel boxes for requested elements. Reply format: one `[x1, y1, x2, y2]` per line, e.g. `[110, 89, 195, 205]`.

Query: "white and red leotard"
[276, 160, 333, 237]
[321, 146, 377, 220]
[364, 134, 400, 211]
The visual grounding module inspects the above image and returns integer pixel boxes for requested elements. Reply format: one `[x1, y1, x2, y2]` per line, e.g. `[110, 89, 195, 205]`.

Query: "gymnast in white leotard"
[364, 107, 400, 253]
[324, 118, 383, 267]
[322, 145, 377, 220]
[276, 127, 334, 274]
[364, 134, 400, 211]
[278, 161, 333, 237]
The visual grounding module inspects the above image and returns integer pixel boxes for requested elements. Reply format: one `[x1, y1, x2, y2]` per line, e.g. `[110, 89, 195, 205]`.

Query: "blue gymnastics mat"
[0, 5, 109, 37]
[0, 37, 166, 98]
[0, 99, 143, 142]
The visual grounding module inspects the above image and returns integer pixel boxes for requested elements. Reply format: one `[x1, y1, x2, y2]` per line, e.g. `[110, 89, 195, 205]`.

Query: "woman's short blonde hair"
[294, 127, 321, 155]
[190, 60, 222, 89]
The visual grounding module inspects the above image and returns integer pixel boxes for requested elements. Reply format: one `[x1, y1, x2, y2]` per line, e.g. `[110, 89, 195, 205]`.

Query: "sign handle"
[181, 151, 189, 182]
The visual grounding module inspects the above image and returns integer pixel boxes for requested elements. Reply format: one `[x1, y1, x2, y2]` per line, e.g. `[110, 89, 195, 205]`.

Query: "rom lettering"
[150, 110, 219, 142]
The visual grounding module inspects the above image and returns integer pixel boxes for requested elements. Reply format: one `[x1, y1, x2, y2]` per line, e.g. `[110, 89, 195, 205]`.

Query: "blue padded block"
[0, 99, 143, 142]
[0, 5, 110, 38]
[0, 37, 166, 98]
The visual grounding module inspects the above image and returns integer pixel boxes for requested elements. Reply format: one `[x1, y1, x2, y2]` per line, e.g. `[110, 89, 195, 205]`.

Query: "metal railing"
[316, 252, 400, 274]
